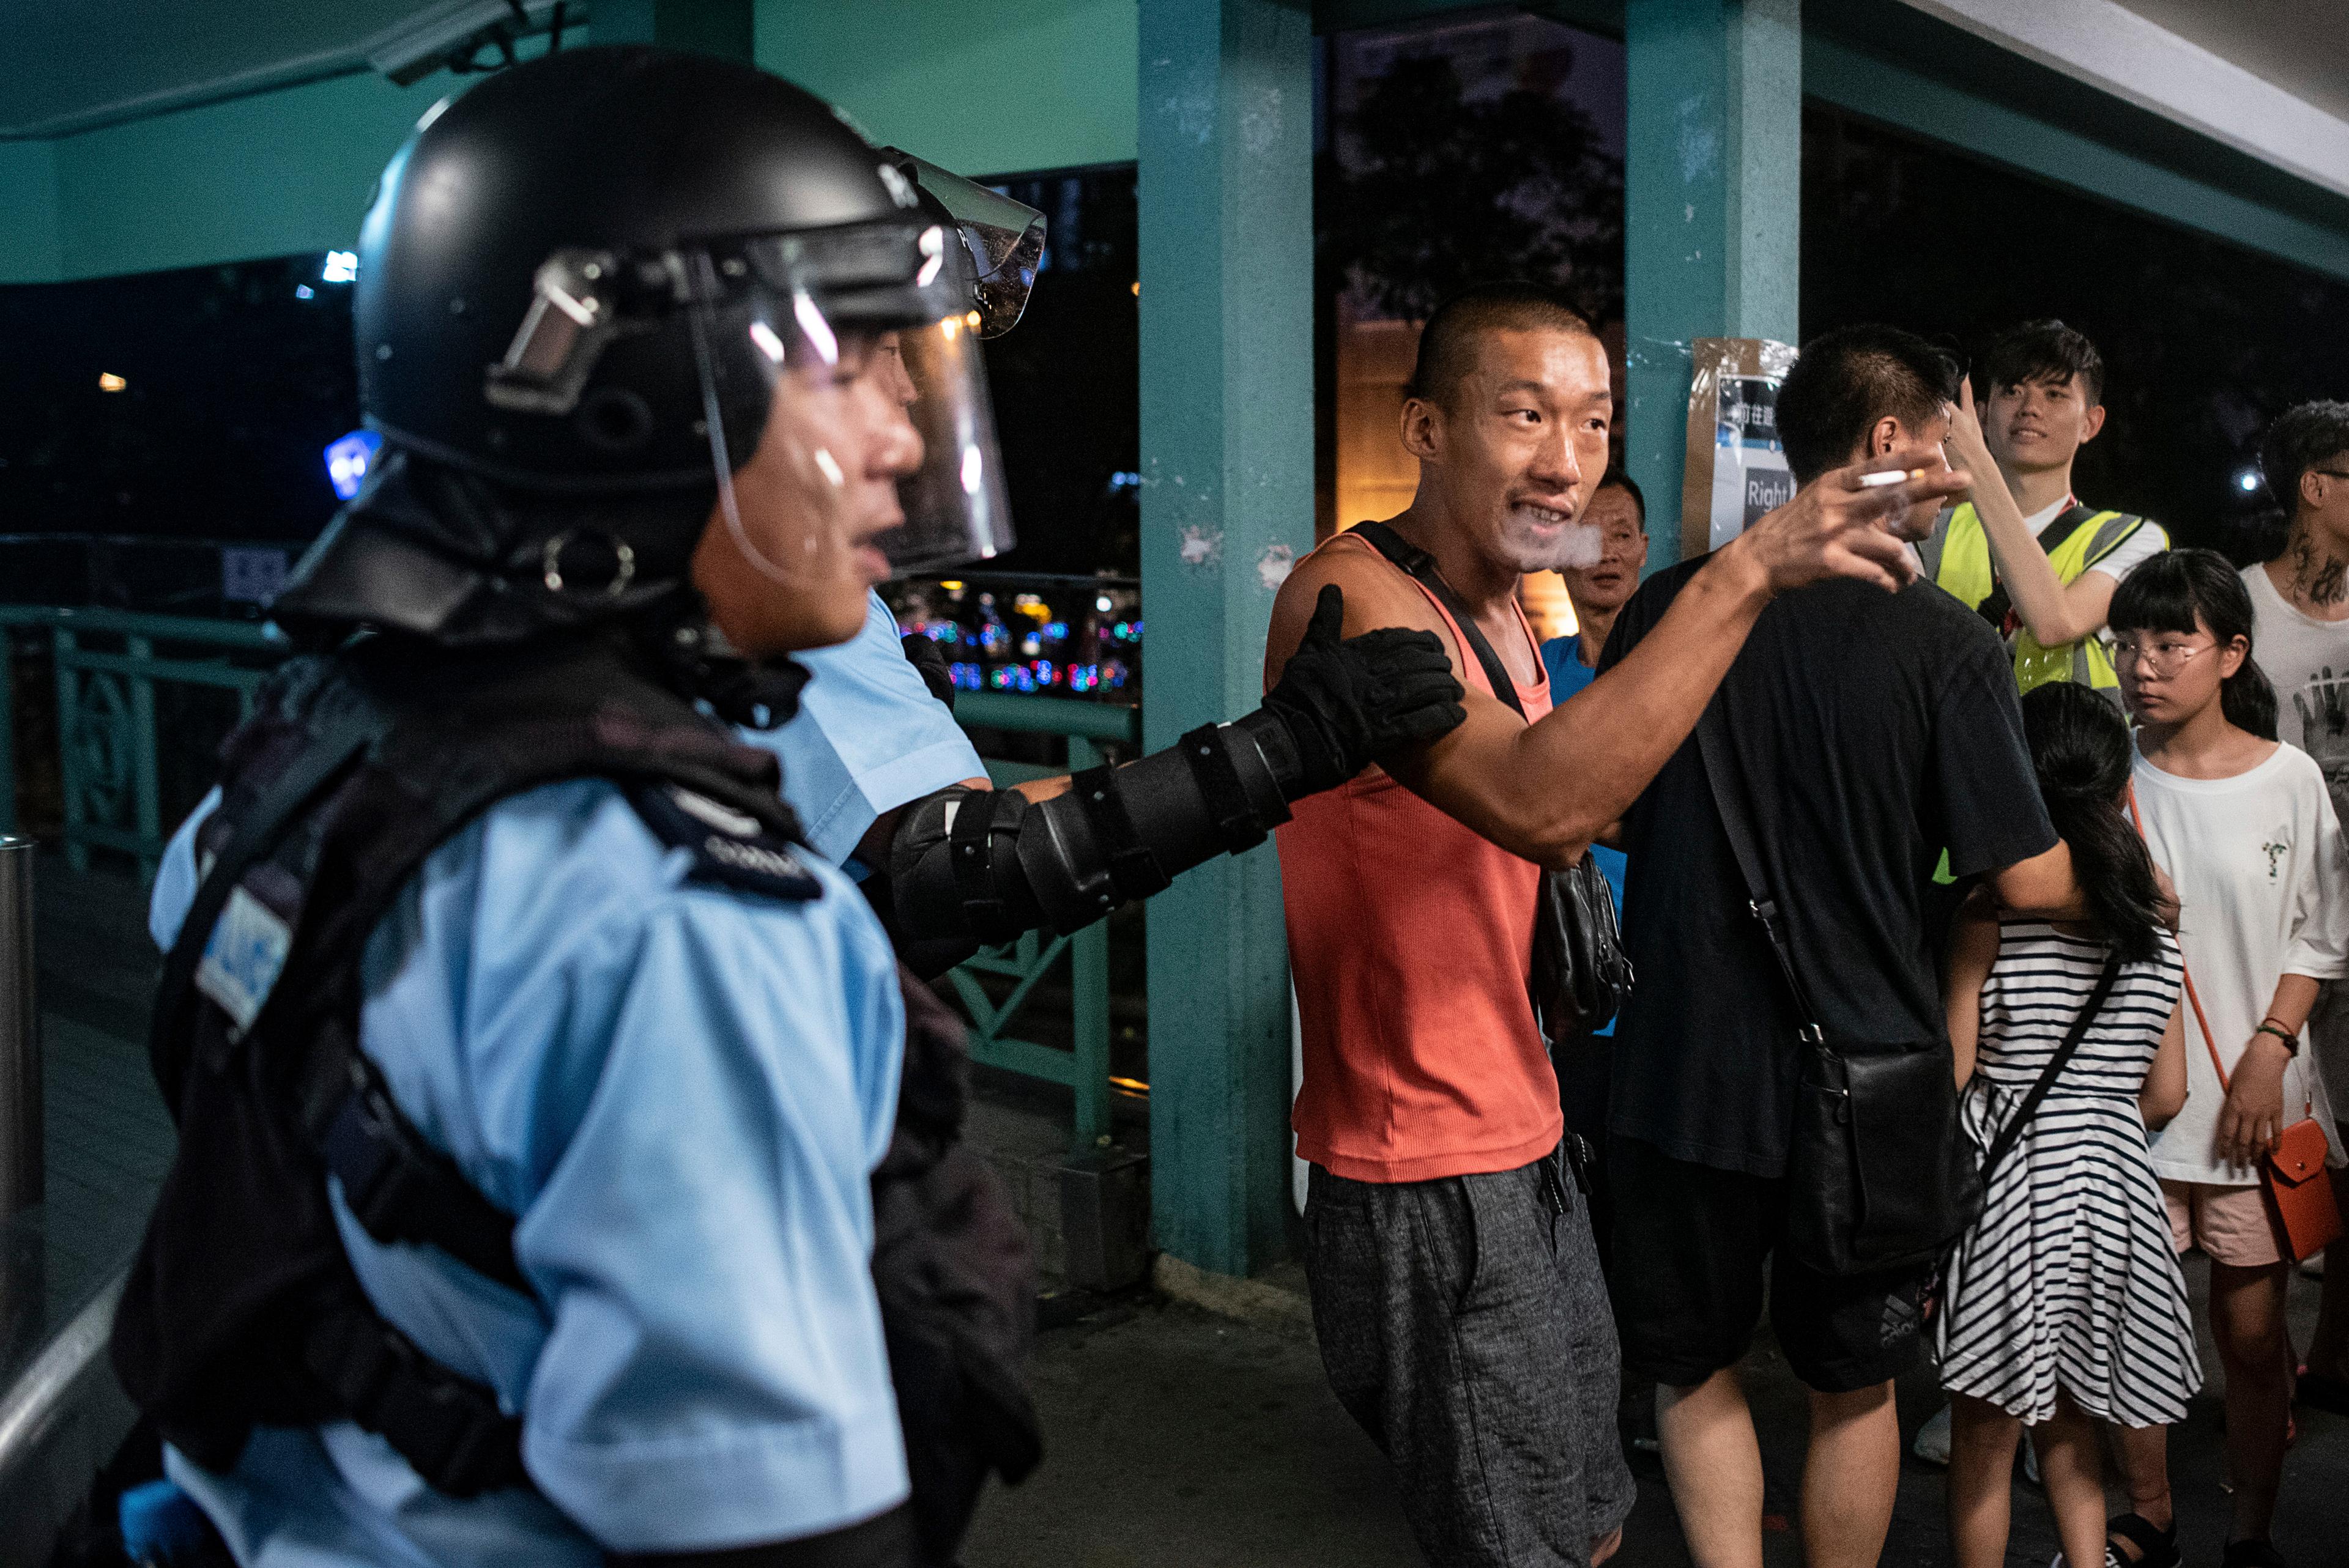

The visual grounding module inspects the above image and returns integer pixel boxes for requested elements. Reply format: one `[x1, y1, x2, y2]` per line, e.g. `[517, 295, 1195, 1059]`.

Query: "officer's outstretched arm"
[886, 586, 1462, 968]
[612, 1503, 917, 1567]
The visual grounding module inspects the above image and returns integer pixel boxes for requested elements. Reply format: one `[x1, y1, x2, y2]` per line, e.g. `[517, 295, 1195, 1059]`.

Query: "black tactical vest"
[111, 630, 1039, 1562]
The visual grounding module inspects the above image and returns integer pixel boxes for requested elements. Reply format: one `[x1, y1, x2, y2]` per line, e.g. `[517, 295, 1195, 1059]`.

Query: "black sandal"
[2219, 1540, 2287, 1568]
[2102, 1512, 2179, 1568]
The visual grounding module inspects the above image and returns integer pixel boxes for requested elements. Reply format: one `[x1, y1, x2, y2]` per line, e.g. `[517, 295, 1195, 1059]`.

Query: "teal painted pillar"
[1623, 0, 1802, 574]
[593, 0, 754, 59]
[1137, 0, 1313, 1276]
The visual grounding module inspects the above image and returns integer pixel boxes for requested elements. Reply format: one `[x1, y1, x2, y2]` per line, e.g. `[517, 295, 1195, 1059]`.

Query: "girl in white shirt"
[2110, 549, 2349, 1568]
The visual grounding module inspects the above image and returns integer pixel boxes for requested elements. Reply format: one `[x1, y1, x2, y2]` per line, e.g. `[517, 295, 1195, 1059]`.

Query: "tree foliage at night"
[1331, 51, 1624, 324]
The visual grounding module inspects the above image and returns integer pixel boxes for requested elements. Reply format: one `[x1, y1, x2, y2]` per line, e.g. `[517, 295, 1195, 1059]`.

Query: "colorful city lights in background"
[324, 428, 382, 500]
[888, 574, 1141, 700]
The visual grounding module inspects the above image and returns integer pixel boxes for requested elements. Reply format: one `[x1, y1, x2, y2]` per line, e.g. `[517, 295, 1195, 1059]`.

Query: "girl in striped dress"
[1939, 681, 2200, 1568]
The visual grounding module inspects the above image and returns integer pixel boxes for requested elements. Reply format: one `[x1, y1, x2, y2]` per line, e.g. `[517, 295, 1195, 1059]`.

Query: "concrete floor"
[969, 1258, 2349, 1568]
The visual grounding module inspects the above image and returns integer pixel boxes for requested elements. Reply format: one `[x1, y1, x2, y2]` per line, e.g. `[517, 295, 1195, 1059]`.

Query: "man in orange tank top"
[1265, 284, 1969, 1568]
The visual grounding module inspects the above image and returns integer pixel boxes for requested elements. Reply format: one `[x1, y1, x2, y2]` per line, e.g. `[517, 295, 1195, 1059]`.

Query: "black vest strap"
[300, 1303, 529, 1496]
[149, 708, 377, 1106]
[302, 1018, 530, 1296]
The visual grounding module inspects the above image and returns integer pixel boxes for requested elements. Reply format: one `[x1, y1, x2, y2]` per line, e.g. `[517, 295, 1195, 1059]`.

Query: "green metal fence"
[0, 607, 284, 878]
[0, 609, 1135, 1150]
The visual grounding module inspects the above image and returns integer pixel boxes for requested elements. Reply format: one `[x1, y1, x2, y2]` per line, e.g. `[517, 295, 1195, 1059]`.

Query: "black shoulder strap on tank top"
[1347, 521, 1527, 722]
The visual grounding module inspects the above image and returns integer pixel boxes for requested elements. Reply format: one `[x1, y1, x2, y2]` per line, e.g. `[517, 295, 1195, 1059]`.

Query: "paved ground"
[970, 1256, 2349, 1568]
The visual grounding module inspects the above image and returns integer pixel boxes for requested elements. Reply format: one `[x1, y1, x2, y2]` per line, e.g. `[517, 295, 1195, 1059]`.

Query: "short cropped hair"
[1981, 319, 2106, 407]
[1595, 470, 1646, 526]
[1405, 282, 1594, 410]
[2260, 401, 2349, 513]
[1775, 325, 1961, 486]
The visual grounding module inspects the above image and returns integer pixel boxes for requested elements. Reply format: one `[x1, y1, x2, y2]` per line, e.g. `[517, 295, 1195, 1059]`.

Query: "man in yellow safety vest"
[1919, 320, 2169, 696]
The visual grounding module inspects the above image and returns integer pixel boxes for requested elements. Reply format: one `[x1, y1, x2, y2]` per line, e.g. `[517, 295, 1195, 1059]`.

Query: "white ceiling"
[2113, 0, 2349, 125]
[1899, 0, 2349, 203]
[0, 1, 571, 139]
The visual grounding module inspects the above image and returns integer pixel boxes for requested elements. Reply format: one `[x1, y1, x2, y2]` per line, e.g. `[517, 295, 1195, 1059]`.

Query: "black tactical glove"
[900, 632, 958, 711]
[1258, 583, 1467, 795]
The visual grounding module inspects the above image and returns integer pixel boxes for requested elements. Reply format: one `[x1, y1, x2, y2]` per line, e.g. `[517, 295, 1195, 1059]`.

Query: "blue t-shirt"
[149, 777, 911, 1561]
[741, 590, 985, 868]
[1539, 635, 1628, 1037]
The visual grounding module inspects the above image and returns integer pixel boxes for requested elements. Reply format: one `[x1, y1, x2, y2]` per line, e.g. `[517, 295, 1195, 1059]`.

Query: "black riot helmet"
[276, 46, 1014, 645]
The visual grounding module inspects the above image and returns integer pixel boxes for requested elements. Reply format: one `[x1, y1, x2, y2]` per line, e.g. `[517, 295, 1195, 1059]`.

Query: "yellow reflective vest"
[1918, 503, 2167, 693]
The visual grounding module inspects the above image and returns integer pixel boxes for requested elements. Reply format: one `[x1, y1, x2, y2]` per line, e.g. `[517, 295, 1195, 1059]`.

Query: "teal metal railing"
[0, 610, 1135, 1147]
[948, 691, 1139, 1152]
[0, 607, 285, 878]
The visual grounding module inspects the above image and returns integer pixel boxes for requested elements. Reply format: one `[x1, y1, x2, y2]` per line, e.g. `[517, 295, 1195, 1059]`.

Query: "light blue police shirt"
[742, 590, 984, 868]
[148, 775, 911, 1562]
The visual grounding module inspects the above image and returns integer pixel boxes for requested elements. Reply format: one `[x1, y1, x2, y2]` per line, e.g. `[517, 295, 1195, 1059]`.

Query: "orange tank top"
[1276, 532, 1562, 1183]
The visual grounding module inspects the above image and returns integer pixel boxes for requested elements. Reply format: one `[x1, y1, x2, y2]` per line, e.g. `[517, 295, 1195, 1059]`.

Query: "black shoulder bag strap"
[1975, 949, 2124, 1184]
[1348, 521, 1529, 720]
[1693, 702, 1825, 1043]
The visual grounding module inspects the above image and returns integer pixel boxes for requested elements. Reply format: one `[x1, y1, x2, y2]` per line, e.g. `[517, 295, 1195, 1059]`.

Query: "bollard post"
[0, 838, 37, 1222]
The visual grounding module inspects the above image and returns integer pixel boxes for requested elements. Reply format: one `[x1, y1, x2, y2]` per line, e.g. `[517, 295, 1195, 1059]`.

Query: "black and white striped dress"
[1935, 922, 2203, 1427]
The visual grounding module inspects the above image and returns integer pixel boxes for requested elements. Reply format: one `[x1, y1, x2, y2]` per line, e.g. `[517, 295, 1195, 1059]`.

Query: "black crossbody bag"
[1694, 704, 1983, 1276]
[1348, 521, 1635, 1040]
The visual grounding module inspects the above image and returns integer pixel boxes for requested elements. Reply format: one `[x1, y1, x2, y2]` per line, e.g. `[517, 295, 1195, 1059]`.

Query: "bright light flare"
[322, 250, 358, 284]
[324, 428, 382, 500]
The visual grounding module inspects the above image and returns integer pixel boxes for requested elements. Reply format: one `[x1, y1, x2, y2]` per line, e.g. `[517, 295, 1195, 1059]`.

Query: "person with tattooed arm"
[2241, 400, 2349, 1419]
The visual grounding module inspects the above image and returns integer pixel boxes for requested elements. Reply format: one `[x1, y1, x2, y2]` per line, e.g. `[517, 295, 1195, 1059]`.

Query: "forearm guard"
[890, 711, 1300, 954]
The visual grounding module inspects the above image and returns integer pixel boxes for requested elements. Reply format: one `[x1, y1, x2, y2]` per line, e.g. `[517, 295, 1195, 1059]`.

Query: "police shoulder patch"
[628, 782, 823, 902]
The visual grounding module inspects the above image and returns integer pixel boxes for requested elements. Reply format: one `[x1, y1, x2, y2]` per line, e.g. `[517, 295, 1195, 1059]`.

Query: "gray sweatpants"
[1302, 1147, 1635, 1568]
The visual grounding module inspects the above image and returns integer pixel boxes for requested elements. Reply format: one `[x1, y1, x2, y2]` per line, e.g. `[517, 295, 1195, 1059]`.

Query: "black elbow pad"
[891, 785, 1042, 949]
[886, 719, 1296, 947]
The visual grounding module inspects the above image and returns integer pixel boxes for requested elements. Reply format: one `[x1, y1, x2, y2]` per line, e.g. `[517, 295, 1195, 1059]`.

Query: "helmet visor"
[888, 150, 1045, 338]
[691, 221, 1015, 585]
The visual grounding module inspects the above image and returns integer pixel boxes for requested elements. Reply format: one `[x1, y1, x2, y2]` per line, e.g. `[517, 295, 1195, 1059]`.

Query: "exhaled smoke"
[1540, 520, 1605, 571]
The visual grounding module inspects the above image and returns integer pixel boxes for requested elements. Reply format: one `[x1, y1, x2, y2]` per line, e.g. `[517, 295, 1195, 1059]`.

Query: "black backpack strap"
[1347, 521, 1528, 722]
[1694, 701, 1826, 1042]
[2036, 503, 2098, 558]
[2077, 511, 2150, 573]
[1975, 950, 2124, 1183]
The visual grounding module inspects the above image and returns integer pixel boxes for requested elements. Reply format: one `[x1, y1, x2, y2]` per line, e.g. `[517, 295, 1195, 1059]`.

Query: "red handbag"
[2131, 790, 2345, 1263]
[2177, 965, 2345, 1263]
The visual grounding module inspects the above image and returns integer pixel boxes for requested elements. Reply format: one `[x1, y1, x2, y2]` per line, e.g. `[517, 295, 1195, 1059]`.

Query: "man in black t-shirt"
[1598, 326, 2076, 1568]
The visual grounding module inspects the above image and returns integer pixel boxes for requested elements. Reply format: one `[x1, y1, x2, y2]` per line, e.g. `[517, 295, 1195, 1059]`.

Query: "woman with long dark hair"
[2110, 549, 2348, 1568]
[1938, 681, 2196, 1568]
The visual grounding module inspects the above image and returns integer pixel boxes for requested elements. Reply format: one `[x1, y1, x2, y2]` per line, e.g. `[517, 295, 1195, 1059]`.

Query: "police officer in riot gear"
[119, 45, 1464, 1568]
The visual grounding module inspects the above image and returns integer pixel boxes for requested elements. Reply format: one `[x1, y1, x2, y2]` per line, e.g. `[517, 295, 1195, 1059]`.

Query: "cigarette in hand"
[1856, 467, 1926, 489]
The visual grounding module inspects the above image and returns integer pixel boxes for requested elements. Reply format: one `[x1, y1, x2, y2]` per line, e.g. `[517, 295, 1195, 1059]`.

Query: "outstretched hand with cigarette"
[1730, 442, 1969, 596]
